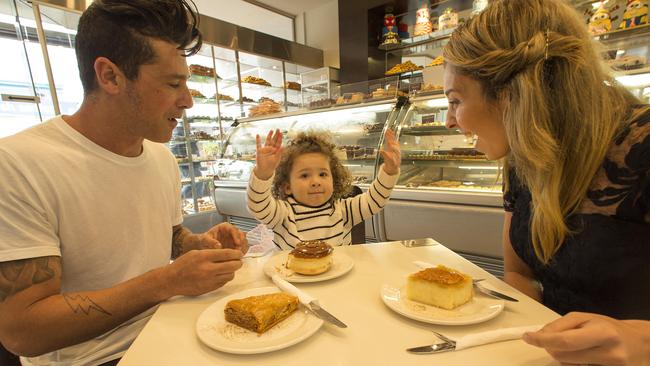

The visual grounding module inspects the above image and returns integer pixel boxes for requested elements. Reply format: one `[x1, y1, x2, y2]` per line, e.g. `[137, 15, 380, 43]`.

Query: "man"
[0, 1, 247, 365]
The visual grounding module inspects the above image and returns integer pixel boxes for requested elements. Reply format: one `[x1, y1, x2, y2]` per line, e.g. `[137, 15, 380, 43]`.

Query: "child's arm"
[343, 129, 401, 227]
[246, 172, 287, 229]
[247, 129, 287, 229]
[379, 129, 401, 175]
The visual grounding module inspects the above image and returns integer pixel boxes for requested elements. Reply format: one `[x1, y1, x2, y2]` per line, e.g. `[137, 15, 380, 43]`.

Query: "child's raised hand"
[254, 129, 283, 180]
[379, 129, 401, 175]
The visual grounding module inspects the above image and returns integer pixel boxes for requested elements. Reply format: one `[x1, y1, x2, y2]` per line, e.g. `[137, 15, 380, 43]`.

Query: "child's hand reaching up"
[254, 129, 283, 180]
[380, 129, 401, 175]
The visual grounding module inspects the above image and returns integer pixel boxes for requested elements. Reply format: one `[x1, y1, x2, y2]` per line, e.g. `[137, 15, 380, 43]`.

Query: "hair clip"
[544, 28, 550, 60]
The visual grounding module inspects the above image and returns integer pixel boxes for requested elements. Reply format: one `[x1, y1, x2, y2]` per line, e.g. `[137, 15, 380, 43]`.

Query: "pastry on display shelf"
[216, 94, 234, 101]
[385, 61, 423, 75]
[190, 131, 215, 140]
[406, 265, 473, 310]
[189, 64, 216, 78]
[426, 56, 444, 67]
[284, 81, 301, 90]
[606, 55, 647, 70]
[340, 145, 376, 159]
[239, 96, 256, 103]
[242, 75, 272, 87]
[224, 292, 299, 334]
[282, 100, 301, 108]
[249, 100, 283, 117]
[352, 176, 369, 184]
[258, 97, 278, 104]
[418, 84, 444, 93]
[308, 98, 335, 109]
[335, 92, 365, 105]
[189, 89, 205, 98]
[286, 240, 334, 275]
[370, 86, 408, 99]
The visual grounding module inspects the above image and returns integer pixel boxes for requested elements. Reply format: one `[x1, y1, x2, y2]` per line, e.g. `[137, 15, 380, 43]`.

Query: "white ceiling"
[251, 0, 332, 17]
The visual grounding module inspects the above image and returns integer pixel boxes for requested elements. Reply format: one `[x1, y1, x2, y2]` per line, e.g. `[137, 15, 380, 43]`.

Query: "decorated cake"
[287, 240, 334, 275]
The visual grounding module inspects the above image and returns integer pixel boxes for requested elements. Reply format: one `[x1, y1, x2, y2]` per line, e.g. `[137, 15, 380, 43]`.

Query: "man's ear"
[93, 57, 125, 95]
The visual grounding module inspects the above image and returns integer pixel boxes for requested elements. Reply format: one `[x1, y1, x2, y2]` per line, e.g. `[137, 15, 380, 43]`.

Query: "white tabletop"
[119, 241, 560, 366]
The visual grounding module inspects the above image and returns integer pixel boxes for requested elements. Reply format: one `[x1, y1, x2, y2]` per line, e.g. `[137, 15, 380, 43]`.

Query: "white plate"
[263, 250, 354, 283]
[196, 286, 323, 354]
[380, 283, 505, 325]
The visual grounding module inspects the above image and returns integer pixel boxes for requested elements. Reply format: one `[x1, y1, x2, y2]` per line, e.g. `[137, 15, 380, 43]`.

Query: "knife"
[412, 261, 518, 302]
[271, 274, 348, 328]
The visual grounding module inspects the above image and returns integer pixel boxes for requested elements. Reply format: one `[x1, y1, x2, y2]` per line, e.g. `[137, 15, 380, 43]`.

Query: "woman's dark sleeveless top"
[504, 106, 650, 319]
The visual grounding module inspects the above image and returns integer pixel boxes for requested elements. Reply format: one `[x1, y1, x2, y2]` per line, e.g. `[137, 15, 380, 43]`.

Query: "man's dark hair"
[75, 0, 202, 94]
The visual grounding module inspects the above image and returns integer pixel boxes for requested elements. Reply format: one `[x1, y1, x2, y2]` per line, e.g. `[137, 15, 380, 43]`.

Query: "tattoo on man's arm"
[63, 294, 112, 316]
[171, 225, 188, 259]
[0, 257, 55, 302]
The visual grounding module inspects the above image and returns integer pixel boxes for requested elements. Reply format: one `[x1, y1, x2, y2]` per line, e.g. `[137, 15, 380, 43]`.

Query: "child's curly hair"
[272, 131, 352, 203]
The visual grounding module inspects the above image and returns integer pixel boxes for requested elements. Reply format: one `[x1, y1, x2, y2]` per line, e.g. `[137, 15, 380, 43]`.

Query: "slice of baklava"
[224, 292, 299, 333]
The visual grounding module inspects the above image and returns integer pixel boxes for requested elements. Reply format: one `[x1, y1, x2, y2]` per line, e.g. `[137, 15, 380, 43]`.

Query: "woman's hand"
[380, 129, 401, 175]
[523, 312, 650, 366]
[254, 129, 283, 180]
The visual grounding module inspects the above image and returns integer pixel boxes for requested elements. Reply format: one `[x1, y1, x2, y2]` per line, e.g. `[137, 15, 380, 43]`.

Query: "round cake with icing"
[287, 240, 334, 275]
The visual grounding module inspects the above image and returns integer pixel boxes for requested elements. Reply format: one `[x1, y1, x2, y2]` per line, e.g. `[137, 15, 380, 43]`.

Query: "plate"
[380, 283, 505, 325]
[196, 286, 323, 354]
[263, 250, 354, 283]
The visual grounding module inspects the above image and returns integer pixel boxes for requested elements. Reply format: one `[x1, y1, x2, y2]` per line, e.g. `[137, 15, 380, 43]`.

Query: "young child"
[247, 129, 401, 249]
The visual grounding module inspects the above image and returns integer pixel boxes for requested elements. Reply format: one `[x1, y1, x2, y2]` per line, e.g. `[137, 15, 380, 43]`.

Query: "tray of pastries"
[385, 61, 423, 75]
[242, 76, 272, 87]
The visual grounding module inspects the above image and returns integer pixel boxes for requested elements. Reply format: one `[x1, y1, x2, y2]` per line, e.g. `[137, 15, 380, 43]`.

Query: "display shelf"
[595, 23, 650, 44]
[379, 28, 455, 51]
[189, 74, 217, 83]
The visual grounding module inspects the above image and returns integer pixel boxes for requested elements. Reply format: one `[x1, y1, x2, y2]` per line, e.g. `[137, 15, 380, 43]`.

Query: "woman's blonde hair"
[443, 0, 646, 263]
[272, 131, 352, 203]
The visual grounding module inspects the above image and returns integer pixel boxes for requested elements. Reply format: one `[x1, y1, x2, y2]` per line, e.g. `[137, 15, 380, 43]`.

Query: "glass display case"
[301, 67, 340, 108]
[395, 95, 502, 192]
[597, 25, 650, 103]
[217, 100, 402, 185]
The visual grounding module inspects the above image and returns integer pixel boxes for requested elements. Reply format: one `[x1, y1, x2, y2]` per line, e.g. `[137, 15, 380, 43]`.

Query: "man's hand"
[523, 312, 650, 366]
[164, 248, 243, 297]
[380, 129, 401, 175]
[254, 129, 283, 180]
[199, 223, 248, 255]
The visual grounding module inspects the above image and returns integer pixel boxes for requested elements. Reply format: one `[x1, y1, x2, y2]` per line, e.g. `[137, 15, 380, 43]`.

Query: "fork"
[406, 331, 456, 354]
[406, 325, 543, 354]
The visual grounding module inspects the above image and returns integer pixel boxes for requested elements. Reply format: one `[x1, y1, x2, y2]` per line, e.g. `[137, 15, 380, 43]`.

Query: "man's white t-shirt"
[0, 116, 183, 366]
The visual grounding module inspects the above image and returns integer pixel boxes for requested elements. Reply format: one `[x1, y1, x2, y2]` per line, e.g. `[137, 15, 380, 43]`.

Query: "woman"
[442, 0, 650, 364]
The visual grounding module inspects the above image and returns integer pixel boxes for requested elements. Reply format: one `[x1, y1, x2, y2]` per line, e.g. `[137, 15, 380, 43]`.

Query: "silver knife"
[412, 261, 518, 302]
[271, 274, 348, 328]
[474, 282, 518, 302]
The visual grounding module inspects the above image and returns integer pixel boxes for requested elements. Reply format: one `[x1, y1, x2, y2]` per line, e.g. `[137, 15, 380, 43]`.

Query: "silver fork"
[406, 331, 457, 354]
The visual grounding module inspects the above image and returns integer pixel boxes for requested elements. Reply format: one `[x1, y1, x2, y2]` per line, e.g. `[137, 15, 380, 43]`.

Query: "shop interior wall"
[193, 0, 294, 41]
[294, 0, 340, 69]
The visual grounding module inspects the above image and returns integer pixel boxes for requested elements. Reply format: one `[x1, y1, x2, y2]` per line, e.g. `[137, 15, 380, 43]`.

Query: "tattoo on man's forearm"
[171, 225, 187, 259]
[0, 257, 55, 302]
[63, 294, 112, 316]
